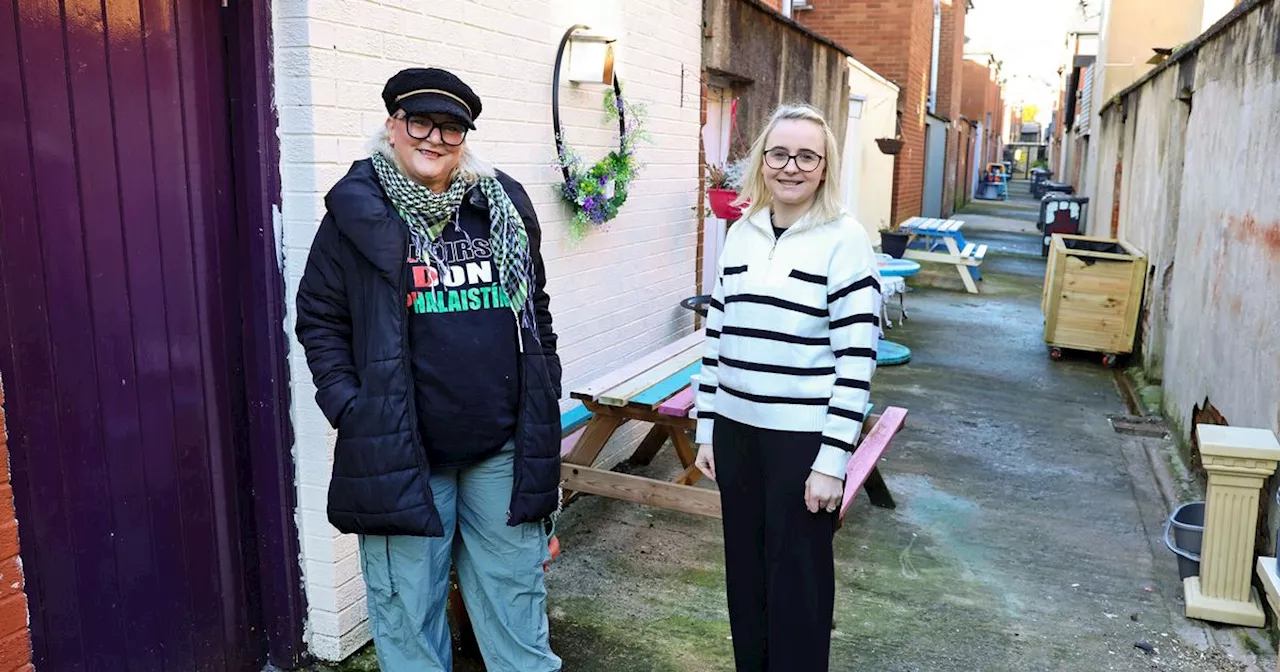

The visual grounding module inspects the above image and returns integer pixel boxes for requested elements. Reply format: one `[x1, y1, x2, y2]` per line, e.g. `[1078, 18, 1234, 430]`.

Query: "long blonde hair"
[733, 104, 844, 224]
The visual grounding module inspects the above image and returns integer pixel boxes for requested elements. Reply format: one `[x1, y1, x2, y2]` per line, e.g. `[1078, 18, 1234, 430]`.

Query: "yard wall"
[1092, 0, 1280, 534]
[703, 0, 851, 155]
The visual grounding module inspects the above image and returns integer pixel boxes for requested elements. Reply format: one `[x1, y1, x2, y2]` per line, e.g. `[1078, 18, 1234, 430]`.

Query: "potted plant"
[879, 222, 910, 258]
[707, 158, 748, 220]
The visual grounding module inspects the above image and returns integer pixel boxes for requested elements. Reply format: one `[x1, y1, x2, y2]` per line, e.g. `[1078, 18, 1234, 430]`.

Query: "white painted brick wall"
[273, 0, 703, 660]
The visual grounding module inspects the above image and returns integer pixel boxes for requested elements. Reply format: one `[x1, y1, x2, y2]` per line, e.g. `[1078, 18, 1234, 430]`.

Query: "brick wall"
[960, 59, 990, 124]
[937, 0, 964, 216]
[797, 0, 936, 225]
[935, 0, 963, 120]
[956, 121, 972, 207]
[987, 79, 1005, 165]
[0, 379, 30, 672]
[274, 0, 703, 660]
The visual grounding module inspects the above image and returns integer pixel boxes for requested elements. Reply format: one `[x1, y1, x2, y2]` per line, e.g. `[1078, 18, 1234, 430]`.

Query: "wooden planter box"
[1042, 234, 1147, 360]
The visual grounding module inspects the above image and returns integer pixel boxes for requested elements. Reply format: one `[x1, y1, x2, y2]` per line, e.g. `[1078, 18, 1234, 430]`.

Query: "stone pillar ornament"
[1184, 425, 1280, 626]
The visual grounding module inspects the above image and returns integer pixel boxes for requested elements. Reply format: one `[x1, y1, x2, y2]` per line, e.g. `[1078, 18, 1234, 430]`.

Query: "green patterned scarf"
[371, 151, 533, 326]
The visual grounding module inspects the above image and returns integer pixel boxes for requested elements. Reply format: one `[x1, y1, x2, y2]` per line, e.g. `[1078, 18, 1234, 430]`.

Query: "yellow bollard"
[1184, 425, 1280, 626]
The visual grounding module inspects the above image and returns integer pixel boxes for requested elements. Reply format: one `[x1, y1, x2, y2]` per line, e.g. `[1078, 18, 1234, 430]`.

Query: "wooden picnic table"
[899, 217, 987, 294]
[901, 217, 970, 252]
[455, 332, 909, 659]
[558, 330, 904, 519]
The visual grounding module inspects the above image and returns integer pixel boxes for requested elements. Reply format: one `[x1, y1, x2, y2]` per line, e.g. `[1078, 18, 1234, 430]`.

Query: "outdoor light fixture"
[559, 26, 616, 85]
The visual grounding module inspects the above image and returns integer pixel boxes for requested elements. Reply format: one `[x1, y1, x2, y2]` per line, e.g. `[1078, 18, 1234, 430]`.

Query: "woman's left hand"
[804, 471, 845, 515]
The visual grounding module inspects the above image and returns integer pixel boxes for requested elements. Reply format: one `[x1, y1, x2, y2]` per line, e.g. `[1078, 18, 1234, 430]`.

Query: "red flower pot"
[708, 188, 745, 220]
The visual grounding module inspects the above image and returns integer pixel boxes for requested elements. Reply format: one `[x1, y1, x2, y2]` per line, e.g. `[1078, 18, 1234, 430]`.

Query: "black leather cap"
[381, 67, 482, 130]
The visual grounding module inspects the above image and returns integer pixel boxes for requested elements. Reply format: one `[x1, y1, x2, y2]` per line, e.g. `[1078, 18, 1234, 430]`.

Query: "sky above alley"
[965, 0, 1098, 125]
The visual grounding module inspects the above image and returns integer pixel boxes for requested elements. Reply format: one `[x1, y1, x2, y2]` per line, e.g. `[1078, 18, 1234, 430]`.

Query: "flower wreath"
[553, 87, 651, 241]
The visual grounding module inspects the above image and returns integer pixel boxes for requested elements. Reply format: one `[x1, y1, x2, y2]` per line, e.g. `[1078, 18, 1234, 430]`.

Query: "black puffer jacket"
[295, 159, 562, 537]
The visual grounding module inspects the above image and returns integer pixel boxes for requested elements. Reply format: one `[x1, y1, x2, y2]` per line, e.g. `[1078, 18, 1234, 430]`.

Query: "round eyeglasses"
[398, 114, 469, 146]
[764, 148, 824, 172]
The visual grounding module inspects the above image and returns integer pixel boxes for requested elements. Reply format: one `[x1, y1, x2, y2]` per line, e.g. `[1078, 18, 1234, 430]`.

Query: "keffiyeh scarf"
[371, 150, 535, 327]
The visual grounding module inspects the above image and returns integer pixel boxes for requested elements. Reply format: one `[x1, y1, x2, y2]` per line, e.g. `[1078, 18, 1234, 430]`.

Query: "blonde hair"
[370, 124, 496, 184]
[733, 104, 845, 224]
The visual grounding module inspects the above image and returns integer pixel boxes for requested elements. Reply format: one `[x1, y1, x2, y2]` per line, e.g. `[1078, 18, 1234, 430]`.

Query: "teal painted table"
[876, 255, 920, 367]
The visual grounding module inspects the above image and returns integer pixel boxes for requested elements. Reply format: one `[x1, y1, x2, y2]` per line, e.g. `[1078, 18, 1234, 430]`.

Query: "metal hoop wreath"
[551, 24, 626, 185]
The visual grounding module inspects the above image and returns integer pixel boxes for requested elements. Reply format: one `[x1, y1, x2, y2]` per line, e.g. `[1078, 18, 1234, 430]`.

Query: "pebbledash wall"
[272, 0, 704, 660]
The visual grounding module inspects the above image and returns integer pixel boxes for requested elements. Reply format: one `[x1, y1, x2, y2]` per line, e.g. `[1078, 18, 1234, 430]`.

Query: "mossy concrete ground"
[319, 186, 1271, 670]
[537, 193, 1269, 671]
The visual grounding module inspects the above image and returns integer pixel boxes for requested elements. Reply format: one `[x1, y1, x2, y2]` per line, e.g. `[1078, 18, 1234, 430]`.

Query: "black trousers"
[714, 416, 837, 672]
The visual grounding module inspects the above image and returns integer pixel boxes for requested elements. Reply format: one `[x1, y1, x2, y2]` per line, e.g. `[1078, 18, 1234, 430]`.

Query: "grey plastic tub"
[1164, 501, 1204, 580]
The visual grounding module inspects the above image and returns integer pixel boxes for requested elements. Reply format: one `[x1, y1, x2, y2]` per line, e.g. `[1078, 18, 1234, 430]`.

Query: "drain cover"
[1107, 414, 1170, 438]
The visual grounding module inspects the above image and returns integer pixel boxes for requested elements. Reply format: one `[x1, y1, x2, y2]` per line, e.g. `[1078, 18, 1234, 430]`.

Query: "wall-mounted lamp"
[564, 30, 616, 85]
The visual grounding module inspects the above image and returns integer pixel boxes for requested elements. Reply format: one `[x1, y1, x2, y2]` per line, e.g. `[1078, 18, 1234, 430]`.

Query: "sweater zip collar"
[747, 205, 821, 240]
[748, 206, 818, 258]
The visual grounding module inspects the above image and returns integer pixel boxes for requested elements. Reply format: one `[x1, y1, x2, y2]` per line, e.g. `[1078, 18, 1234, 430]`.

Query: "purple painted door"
[0, 0, 273, 668]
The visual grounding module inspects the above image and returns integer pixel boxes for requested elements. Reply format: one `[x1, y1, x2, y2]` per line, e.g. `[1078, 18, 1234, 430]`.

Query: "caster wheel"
[1102, 354, 1118, 368]
[1050, 348, 1063, 361]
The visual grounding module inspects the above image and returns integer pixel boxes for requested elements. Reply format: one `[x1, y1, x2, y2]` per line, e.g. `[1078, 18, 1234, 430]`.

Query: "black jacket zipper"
[398, 254, 435, 528]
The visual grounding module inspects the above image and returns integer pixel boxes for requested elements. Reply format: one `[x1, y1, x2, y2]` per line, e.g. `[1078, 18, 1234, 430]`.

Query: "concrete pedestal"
[1185, 425, 1280, 626]
[1255, 557, 1280, 671]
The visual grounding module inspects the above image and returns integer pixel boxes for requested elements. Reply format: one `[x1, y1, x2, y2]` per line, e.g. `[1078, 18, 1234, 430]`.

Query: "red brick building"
[936, 0, 967, 216]
[0, 379, 30, 672]
[796, 0, 937, 225]
[961, 54, 1005, 188]
[795, 0, 970, 224]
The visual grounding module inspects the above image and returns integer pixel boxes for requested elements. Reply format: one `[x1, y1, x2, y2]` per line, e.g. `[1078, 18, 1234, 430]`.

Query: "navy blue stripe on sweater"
[720, 382, 828, 406]
[722, 326, 829, 346]
[831, 313, 879, 329]
[828, 275, 880, 302]
[720, 355, 836, 376]
[725, 294, 826, 317]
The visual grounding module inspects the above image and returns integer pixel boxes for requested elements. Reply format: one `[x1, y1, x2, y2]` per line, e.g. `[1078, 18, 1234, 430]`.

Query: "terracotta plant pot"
[880, 231, 910, 258]
[708, 188, 745, 220]
[875, 138, 904, 155]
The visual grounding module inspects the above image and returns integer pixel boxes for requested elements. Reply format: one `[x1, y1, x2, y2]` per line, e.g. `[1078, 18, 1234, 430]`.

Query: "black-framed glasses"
[397, 114, 468, 146]
[764, 148, 824, 172]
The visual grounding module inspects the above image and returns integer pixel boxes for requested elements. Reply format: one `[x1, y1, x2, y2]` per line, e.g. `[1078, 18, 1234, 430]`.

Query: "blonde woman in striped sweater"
[693, 104, 881, 672]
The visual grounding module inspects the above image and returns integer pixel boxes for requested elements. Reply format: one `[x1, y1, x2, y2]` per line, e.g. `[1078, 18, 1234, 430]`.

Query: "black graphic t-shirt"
[406, 214, 519, 469]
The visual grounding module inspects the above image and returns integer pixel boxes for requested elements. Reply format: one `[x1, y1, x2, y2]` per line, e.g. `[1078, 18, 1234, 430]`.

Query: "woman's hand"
[805, 471, 844, 514]
[695, 444, 716, 482]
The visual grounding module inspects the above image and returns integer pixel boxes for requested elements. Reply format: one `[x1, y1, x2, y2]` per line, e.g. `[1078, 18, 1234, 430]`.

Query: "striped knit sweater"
[695, 206, 882, 479]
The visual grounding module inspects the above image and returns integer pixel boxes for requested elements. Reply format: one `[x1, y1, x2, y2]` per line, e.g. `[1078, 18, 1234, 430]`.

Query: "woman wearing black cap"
[295, 67, 562, 671]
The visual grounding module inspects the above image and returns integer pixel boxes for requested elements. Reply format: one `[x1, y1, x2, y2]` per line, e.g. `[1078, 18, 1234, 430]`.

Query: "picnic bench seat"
[899, 216, 987, 294]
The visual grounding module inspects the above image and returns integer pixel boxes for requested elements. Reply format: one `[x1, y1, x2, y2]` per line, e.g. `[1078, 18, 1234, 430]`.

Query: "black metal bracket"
[552, 25, 626, 184]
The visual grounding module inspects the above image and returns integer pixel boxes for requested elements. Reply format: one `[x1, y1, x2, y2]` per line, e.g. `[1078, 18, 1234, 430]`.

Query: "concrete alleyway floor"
[536, 185, 1275, 672]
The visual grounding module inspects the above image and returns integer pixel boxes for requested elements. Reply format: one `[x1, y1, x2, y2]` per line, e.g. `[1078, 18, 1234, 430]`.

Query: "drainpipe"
[929, 0, 941, 115]
[782, 0, 792, 19]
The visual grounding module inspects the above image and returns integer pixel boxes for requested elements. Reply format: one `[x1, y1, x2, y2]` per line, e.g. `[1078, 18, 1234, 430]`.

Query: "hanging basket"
[709, 188, 745, 220]
[875, 137, 905, 155]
